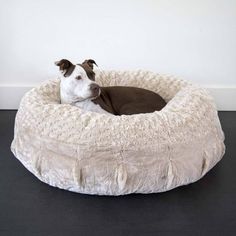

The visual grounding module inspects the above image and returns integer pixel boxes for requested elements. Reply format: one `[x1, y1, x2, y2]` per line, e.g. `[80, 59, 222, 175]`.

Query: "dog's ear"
[82, 59, 98, 70]
[55, 59, 75, 77]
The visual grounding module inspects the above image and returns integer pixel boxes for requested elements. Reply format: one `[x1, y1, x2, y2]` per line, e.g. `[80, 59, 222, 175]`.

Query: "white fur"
[59, 64, 109, 114]
[74, 99, 111, 114]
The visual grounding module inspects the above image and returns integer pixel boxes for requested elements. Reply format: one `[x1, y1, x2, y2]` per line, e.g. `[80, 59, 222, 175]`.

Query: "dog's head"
[55, 59, 99, 103]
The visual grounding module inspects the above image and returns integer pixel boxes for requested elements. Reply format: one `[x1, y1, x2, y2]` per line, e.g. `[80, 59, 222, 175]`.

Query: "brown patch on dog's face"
[55, 59, 75, 77]
[78, 59, 97, 81]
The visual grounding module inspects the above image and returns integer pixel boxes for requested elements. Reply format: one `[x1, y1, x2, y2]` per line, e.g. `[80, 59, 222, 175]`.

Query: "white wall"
[0, 0, 236, 109]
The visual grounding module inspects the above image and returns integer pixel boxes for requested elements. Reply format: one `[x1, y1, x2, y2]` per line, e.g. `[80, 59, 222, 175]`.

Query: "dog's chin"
[90, 90, 101, 100]
[73, 90, 101, 102]
[75, 94, 99, 102]
[90, 95, 99, 100]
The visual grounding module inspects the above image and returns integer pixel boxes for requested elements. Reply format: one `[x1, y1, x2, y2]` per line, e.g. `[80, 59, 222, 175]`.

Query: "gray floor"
[0, 110, 236, 236]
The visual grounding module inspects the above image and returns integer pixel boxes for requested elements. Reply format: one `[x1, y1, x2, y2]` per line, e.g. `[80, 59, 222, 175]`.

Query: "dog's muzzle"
[90, 83, 100, 97]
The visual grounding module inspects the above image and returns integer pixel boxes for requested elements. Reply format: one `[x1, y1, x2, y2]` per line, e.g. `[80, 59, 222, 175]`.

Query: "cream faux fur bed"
[11, 70, 225, 195]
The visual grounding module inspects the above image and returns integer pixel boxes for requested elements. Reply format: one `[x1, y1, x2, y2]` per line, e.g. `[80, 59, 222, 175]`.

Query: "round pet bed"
[11, 70, 225, 195]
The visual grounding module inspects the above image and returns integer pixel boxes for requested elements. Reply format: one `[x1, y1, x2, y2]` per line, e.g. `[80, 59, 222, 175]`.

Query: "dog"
[55, 59, 166, 115]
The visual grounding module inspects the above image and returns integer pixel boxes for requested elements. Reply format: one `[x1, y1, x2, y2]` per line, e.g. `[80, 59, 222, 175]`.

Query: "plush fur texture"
[11, 70, 225, 195]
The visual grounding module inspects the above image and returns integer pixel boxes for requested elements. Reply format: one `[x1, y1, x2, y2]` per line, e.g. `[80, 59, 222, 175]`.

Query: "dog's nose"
[90, 83, 100, 94]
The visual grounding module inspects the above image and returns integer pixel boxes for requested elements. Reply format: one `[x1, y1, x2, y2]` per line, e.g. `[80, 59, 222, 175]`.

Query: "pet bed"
[11, 70, 225, 195]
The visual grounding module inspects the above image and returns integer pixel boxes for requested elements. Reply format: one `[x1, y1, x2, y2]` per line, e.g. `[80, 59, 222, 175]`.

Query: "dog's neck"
[74, 97, 111, 114]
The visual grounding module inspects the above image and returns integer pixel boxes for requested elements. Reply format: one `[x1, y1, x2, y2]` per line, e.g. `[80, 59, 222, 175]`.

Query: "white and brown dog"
[55, 59, 166, 115]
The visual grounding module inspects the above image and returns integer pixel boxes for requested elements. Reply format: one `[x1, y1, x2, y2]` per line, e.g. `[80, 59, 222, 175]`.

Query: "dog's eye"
[76, 76, 82, 80]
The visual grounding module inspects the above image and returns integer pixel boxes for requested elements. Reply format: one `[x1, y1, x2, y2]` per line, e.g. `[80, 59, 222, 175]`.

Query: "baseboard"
[206, 87, 236, 111]
[0, 85, 33, 110]
[0, 85, 235, 111]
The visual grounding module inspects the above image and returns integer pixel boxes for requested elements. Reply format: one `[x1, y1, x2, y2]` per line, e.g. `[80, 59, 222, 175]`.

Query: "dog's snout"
[90, 83, 100, 96]
[90, 83, 100, 93]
